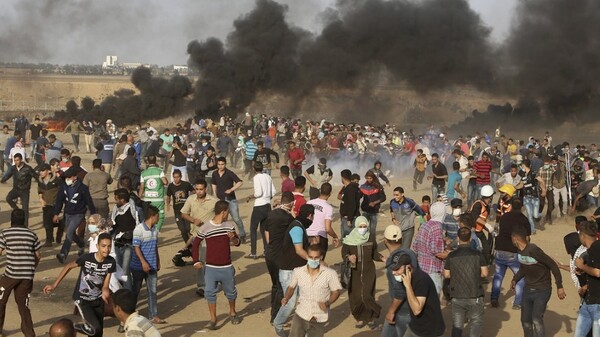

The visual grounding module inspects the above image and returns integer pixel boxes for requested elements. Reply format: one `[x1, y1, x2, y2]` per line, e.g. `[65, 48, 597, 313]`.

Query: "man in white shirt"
[307, 183, 340, 260]
[281, 244, 341, 337]
[246, 162, 276, 259]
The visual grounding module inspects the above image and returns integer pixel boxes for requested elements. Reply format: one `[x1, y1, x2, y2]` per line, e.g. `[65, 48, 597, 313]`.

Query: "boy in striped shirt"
[0, 209, 42, 337]
[192, 200, 241, 330]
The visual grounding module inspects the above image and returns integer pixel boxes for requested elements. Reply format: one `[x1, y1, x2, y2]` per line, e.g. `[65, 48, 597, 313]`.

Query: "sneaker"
[491, 299, 499, 308]
[74, 323, 96, 336]
[117, 324, 125, 333]
[512, 304, 521, 310]
[245, 254, 258, 259]
[207, 321, 217, 330]
[239, 236, 247, 244]
[196, 288, 205, 298]
[230, 314, 241, 325]
[119, 275, 129, 283]
[56, 253, 66, 264]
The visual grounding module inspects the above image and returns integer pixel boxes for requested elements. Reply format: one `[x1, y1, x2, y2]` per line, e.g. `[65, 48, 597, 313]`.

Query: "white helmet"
[480, 185, 495, 198]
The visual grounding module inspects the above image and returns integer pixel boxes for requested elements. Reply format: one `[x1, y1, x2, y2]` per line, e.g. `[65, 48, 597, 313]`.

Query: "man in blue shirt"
[447, 162, 466, 199]
[130, 205, 165, 325]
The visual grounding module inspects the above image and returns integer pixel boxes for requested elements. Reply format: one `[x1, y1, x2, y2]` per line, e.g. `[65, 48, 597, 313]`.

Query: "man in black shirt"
[339, 169, 361, 239]
[252, 141, 279, 176]
[444, 227, 487, 337]
[491, 199, 531, 310]
[1, 153, 38, 227]
[264, 191, 295, 324]
[574, 221, 600, 337]
[211, 157, 246, 241]
[393, 254, 445, 337]
[166, 169, 194, 243]
[427, 153, 448, 200]
[511, 227, 566, 337]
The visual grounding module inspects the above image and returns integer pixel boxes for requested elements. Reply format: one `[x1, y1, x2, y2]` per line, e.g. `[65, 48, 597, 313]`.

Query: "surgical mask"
[394, 274, 403, 283]
[65, 179, 74, 186]
[62, 158, 69, 163]
[202, 142, 207, 146]
[452, 208, 461, 216]
[357, 228, 368, 235]
[543, 164, 550, 169]
[307, 259, 320, 269]
[87, 224, 99, 233]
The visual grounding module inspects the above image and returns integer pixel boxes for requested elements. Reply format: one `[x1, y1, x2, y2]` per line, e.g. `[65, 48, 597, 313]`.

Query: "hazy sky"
[0, 0, 518, 66]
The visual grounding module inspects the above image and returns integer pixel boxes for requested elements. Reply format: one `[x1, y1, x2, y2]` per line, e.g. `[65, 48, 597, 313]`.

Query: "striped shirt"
[0, 227, 42, 280]
[473, 159, 493, 185]
[289, 265, 342, 323]
[245, 140, 258, 160]
[192, 220, 239, 267]
[130, 223, 158, 271]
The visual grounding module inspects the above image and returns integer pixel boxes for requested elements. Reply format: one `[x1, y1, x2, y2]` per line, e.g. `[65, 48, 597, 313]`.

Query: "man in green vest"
[139, 155, 168, 231]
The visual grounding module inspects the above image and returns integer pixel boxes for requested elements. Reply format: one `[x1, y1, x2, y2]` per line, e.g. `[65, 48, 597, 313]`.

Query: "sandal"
[368, 321, 379, 330]
[207, 321, 218, 330]
[151, 317, 167, 324]
[230, 314, 242, 325]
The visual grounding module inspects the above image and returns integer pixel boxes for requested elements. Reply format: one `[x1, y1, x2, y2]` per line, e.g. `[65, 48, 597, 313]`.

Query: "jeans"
[401, 227, 414, 249]
[451, 297, 484, 337]
[363, 212, 378, 236]
[114, 244, 133, 290]
[428, 272, 443, 296]
[274, 269, 299, 331]
[413, 169, 425, 190]
[204, 265, 237, 304]
[131, 269, 158, 319]
[60, 213, 86, 258]
[432, 184, 444, 200]
[574, 302, 600, 337]
[523, 196, 540, 233]
[340, 216, 355, 239]
[227, 198, 246, 238]
[467, 183, 477, 209]
[380, 310, 411, 337]
[521, 288, 551, 337]
[6, 189, 30, 227]
[250, 204, 271, 255]
[492, 250, 524, 306]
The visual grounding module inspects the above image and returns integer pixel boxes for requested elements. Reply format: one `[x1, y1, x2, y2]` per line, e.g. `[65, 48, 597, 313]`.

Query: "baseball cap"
[384, 225, 402, 241]
[388, 253, 412, 271]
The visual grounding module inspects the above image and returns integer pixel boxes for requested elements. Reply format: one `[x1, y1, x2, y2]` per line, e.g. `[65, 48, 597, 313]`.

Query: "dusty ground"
[0, 139, 585, 337]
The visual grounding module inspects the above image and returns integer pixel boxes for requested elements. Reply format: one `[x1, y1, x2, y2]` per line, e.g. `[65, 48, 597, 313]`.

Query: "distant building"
[173, 65, 188, 75]
[102, 56, 118, 68]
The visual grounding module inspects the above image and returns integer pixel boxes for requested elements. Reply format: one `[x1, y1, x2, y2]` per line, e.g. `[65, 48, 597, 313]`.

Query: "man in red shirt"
[473, 152, 493, 200]
[286, 141, 305, 179]
[293, 176, 307, 216]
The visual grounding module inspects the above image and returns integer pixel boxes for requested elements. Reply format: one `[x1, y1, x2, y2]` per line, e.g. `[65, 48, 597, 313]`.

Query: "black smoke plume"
[56, 67, 192, 125]
[505, 0, 600, 123]
[187, 0, 493, 118]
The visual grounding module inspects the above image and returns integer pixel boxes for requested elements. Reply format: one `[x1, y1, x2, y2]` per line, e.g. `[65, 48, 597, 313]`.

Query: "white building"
[102, 55, 118, 68]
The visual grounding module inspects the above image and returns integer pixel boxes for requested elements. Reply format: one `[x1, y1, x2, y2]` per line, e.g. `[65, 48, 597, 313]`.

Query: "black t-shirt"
[167, 181, 194, 213]
[264, 208, 295, 261]
[30, 124, 43, 140]
[432, 163, 448, 188]
[408, 269, 446, 336]
[520, 171, 539, 197]
[496, 211, 531, 253]
[211, 169, 242, 200]
[172, 149, 187, 166]
[73, 253, 116, 302]
[585, 240, 600, 304]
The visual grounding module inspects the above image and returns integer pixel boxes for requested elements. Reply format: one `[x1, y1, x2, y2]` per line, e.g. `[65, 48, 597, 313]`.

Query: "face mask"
[357, 228, 368, 235]
[62, 158, 69, 163]
[87, 224, 99, 233]
[187, 149, 194, 155]
[543, 164, 550, 169]
[202, 142, 207, 146]
[65, 179, 74, 186]
[307, 259, 320, 269]
[394, 274, 403, 283]
[452, 208, 461, 216]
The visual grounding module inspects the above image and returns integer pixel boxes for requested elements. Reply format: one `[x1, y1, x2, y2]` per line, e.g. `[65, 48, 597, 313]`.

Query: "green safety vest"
[141, 166, 165, 203]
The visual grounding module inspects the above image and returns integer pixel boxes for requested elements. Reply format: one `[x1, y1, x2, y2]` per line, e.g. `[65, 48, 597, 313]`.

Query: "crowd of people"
[0, 111, 599, 337]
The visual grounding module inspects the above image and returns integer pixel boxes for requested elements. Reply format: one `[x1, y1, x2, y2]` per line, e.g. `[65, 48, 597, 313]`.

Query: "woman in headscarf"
[341, 216, 384, 329]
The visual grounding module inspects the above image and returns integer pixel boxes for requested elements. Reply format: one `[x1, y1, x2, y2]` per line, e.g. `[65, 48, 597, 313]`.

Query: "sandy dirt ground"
[0, 138, 586, 337]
